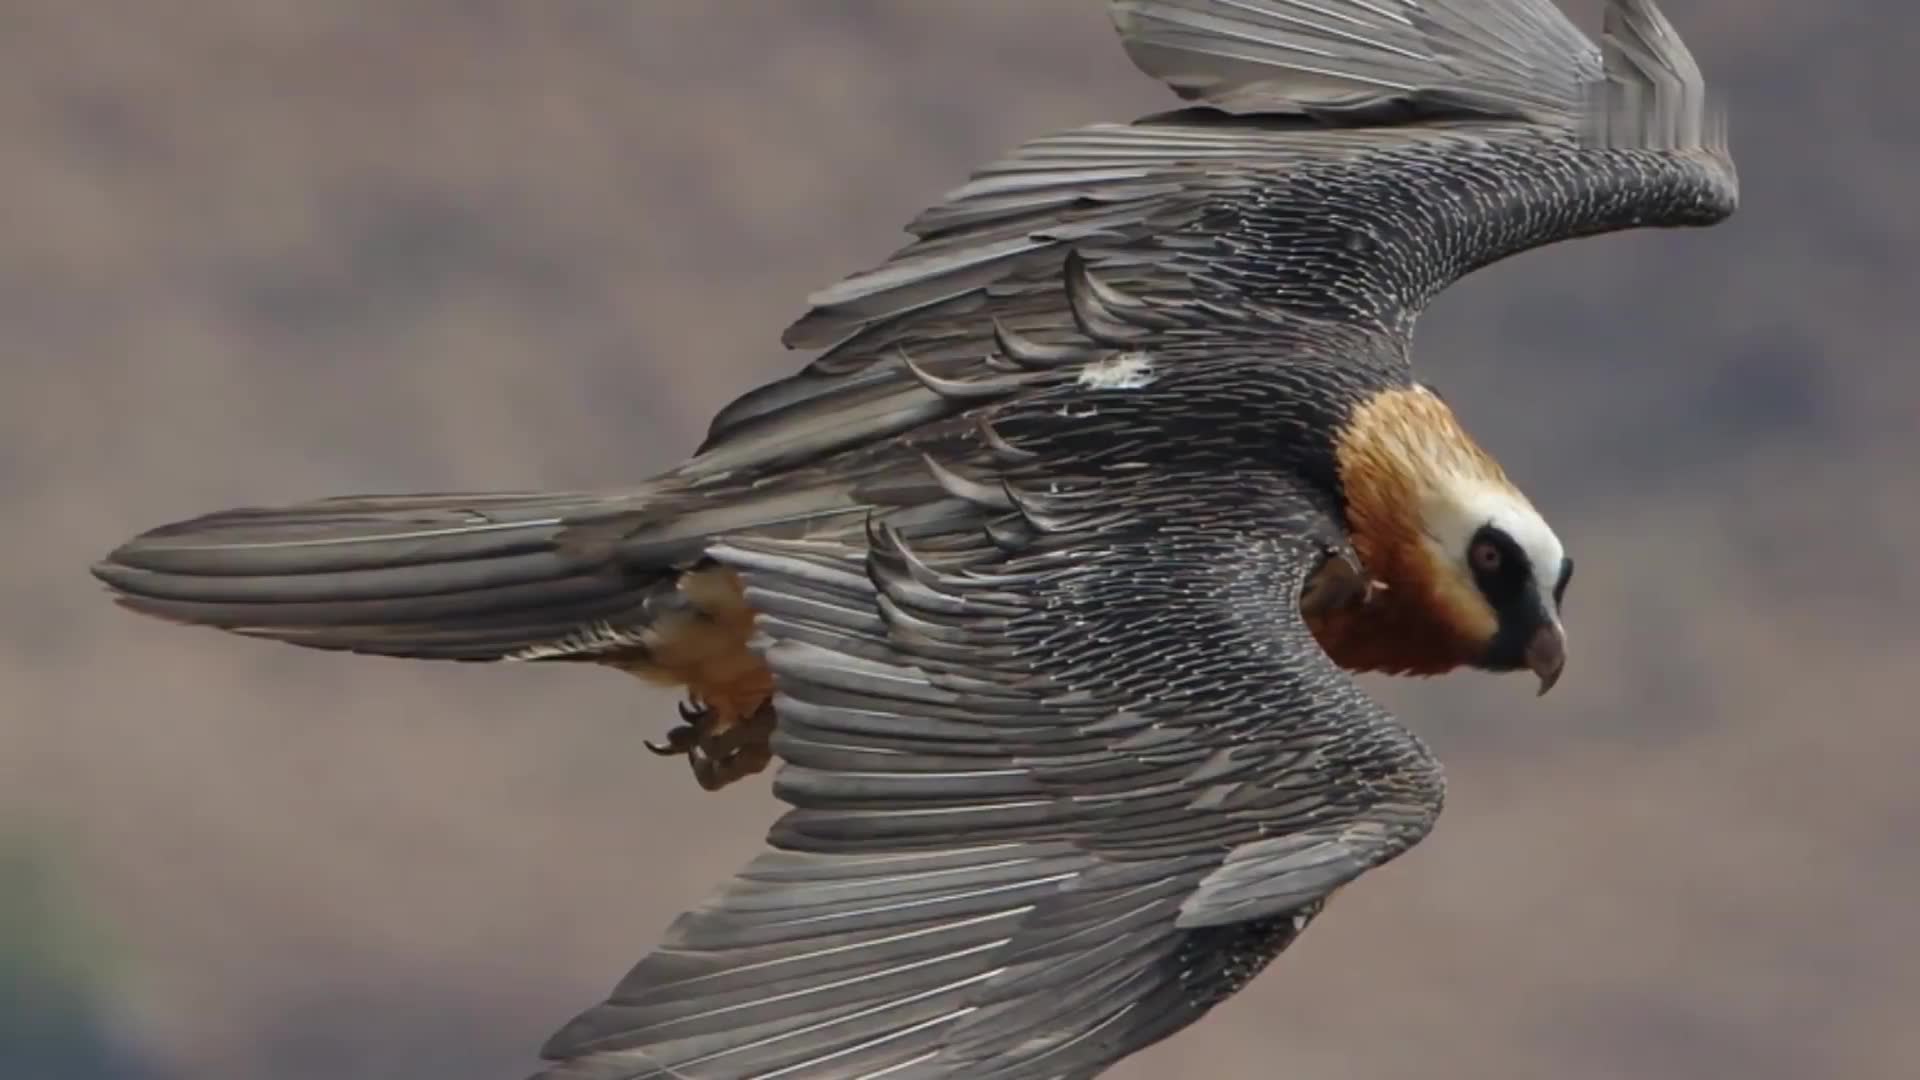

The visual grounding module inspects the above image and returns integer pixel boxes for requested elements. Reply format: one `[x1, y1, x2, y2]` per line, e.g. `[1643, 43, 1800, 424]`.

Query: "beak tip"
[1527, 625, 1567, 697]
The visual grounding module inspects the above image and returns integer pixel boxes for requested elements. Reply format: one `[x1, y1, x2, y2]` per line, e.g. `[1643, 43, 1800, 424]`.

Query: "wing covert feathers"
[539, 369, 1444, 1078]
[697, 0, 1732, 476]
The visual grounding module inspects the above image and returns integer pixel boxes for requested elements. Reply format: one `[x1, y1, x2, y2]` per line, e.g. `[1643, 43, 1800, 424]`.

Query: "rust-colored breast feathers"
[1310, 386, 1508, 677]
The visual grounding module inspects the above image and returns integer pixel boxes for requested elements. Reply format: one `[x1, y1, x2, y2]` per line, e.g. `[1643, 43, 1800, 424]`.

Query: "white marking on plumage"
[506, 620, 648, 661]
[1076, 351, 1157, 390]
[1422, 476, 1566, 606]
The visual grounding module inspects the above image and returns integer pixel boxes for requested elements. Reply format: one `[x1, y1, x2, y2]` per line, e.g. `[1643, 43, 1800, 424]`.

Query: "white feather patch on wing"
[1076, 352, 1159, 391]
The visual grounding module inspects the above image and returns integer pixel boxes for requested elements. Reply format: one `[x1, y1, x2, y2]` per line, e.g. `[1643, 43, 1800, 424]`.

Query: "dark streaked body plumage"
[91, 1, 1735, 1077]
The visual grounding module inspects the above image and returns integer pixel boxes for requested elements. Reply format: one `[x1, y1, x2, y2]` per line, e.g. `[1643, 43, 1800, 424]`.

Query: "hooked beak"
[1527, 621, 1567, 696]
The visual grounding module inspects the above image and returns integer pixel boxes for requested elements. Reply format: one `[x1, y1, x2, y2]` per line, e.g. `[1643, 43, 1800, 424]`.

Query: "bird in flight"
[93, 0, 1735, 1076]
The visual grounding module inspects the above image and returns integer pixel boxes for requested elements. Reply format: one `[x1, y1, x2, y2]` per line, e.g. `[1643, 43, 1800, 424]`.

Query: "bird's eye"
[1469, 540, 1503, 574]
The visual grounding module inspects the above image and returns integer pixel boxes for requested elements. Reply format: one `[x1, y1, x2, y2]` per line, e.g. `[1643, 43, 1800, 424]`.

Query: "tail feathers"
[93, 491, 666, 661]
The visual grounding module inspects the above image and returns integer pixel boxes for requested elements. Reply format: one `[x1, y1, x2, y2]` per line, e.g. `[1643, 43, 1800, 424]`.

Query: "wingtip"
[1584, 0, 1722, 151]
[1571, 0, 1738, 221]
[1107, 0, 1598, 124]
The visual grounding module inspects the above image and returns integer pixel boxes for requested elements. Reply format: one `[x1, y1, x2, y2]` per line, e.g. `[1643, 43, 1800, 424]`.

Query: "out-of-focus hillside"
[3, 2, 1914, 1078]
[0, 841, 178, 1079]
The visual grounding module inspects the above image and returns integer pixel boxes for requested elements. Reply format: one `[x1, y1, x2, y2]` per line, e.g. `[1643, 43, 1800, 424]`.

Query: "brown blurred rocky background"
[3, 2, 1913, 1078]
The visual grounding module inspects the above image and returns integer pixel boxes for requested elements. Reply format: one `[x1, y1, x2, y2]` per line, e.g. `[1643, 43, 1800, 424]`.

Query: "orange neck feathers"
[1307, 386, 1513, 676]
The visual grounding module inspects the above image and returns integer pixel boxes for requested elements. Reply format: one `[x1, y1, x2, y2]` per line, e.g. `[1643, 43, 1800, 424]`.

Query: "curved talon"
[646, 723, 698, 757]
[652, 696, 777, 792]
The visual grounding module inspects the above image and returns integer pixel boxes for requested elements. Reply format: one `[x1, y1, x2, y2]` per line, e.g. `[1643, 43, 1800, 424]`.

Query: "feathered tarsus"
[93, 2, 1732, 1077]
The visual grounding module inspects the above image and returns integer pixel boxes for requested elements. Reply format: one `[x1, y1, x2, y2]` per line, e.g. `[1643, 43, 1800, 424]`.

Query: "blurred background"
[4, 1, 1913, 1078]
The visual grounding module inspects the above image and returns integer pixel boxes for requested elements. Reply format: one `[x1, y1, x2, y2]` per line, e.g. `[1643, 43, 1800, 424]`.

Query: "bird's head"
[1414, 478, 1571, 694]
[1327, 385, 1571, 693]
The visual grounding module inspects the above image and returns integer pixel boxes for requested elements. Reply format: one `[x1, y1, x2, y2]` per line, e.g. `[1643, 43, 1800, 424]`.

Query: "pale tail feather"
[92, 490, 664, 660]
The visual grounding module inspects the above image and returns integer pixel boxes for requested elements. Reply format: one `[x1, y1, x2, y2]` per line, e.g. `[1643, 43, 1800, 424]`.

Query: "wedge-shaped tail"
[93, 490, 664, 660]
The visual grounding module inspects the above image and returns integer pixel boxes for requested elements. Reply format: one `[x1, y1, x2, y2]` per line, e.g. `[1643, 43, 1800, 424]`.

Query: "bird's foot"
[1301, 548, 1387, 618]
[647, 695, 776, 792]
[643, 701, 703, 758]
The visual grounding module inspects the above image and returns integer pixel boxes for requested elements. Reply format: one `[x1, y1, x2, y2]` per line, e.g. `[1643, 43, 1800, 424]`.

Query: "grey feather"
[1109, 0, 1599, 121]
[91, 490, 668, 659]
[542, 347, 1446, 1077]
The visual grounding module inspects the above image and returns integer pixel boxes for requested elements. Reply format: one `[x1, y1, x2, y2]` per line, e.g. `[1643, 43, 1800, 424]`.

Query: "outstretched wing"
[537, 362, 1445, 1080]
[93, 1, 1734, 675]
[685, 0, 1736, 487]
